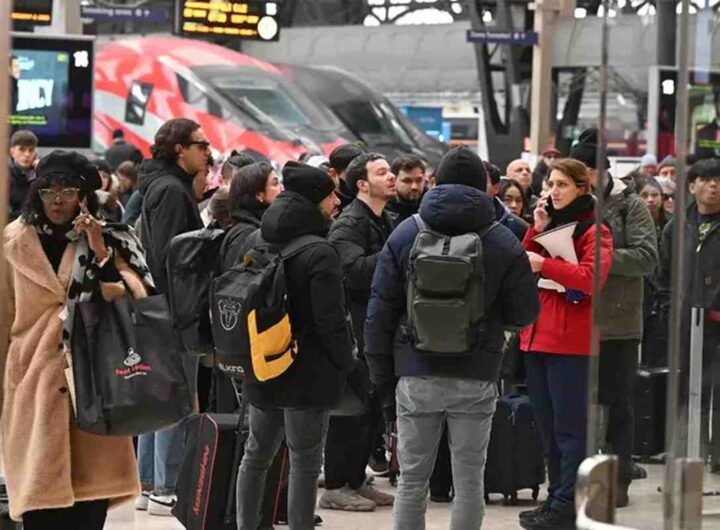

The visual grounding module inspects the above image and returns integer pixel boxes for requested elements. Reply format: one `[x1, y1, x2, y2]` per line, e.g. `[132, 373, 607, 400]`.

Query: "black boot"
[519, 500, 551, 524]
[520, 508, 576, 530]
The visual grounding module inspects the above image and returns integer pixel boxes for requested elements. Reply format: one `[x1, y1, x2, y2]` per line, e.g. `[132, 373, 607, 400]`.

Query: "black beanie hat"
[36, 150, 102, 191]
[282, 161, 336, 204]
[434, 146, 487, 191]
[569, 128, 610, 170]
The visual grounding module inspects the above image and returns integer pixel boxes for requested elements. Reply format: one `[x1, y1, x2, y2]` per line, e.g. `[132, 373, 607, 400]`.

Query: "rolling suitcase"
[633, 367, 668, 460]
[173, 390, 286, 530]
[484, 394, 545, 505]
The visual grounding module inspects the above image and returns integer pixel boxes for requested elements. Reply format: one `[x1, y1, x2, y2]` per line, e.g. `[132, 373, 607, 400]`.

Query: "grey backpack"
[405, 214, 497, 355]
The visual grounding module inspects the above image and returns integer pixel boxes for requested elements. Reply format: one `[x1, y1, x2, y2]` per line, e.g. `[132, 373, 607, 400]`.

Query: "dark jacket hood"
[261, 190, 329, 244]
[231, 202, 265, 226]
[137, 159, 194, 195]
[419, 184, 495, 234]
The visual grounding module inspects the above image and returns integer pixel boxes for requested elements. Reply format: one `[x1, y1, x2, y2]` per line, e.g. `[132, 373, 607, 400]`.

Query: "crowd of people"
[2, 118, 719, 530]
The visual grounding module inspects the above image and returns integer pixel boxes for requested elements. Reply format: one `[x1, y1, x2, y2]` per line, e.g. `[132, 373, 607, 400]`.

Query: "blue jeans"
[393, 376, 497, 530]
[137, 421, 186, 495]
[237, 405, 329, 530]
[525, 352, 588, 515]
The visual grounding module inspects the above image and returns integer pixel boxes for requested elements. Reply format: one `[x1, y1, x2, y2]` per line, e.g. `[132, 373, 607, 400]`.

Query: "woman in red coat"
[518, 159, 614, 530]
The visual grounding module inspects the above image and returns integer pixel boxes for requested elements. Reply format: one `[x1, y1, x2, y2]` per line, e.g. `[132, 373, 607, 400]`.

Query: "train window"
[177, 74, 225, 119]
[125, 81, 153, 126]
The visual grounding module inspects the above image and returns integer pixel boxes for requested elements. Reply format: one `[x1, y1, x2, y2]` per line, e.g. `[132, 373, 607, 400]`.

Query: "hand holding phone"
[534, 196, 550, 232]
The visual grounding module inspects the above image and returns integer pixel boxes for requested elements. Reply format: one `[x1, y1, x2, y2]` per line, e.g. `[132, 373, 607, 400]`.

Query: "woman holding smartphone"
[1, 151, 154, 529]
[517, 159, 614, 530]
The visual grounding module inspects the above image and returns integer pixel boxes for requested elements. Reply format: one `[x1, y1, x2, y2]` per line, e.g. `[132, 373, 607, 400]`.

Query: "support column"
[529, 0, 555, 154]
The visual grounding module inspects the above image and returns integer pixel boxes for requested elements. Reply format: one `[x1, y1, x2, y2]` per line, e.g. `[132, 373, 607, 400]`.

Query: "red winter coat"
[520, 219, 614, 356]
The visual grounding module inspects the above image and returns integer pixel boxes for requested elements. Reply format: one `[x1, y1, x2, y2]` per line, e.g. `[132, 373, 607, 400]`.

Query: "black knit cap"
[36, 150, 102, 191]
[569, 128, 610, 170]
[282, 161, 336, 204]
[435, 146, 487, 191]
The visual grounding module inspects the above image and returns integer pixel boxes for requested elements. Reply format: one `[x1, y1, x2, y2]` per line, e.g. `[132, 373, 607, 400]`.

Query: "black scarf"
[36, 221, 74, 273]
[545, 194, 596, 238]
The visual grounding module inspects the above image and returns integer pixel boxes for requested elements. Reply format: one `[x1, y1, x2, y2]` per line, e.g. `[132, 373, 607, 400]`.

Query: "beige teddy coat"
[0, 220, 141, 520]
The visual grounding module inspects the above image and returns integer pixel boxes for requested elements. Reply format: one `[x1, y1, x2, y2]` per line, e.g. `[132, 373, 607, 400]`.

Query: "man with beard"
[319, 153, 397, 512]
[328, 143, 366, 212]
[386, 155, 426, 223]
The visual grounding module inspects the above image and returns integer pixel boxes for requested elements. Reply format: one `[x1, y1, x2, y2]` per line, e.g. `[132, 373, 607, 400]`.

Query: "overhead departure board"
[11, 0, 53, 26]
[175, 1, 280, 41]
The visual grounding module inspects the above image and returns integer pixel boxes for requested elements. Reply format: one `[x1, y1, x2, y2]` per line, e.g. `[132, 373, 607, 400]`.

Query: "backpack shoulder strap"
[412, 213, 427, 232]
[477, 221, 500, 239]
[279, 234, 328, 260]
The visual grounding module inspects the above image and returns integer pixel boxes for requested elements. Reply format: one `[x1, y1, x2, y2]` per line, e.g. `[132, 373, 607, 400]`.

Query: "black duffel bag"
[71, 294, 193, 436]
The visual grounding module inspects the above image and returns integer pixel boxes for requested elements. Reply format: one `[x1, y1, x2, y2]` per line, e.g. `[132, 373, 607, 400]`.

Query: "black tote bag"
[71, 294, 193, 436]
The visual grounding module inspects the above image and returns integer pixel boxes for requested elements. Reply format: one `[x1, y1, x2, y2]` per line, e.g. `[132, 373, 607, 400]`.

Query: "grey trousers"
[393, 376, 497, 530]
[236, 404, 329, 530]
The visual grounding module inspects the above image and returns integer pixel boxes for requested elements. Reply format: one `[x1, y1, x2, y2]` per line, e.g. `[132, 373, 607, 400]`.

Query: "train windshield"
[197, 65, 340, 131]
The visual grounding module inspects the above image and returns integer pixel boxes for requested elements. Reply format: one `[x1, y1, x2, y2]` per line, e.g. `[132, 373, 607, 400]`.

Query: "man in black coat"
[328, 143, 365, 213]
[236, 162, 355, 530]
[105, 129, 143, 171]
[659, 158, 720, 468]
[135, 118, 209, 516]
[8, 130, 38, 221]
[385, 155, 426, 223]
[319, 152, 397, 512]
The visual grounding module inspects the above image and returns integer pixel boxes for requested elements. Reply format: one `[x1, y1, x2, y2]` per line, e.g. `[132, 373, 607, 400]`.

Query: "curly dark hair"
[150, 118, 201, 162]
[22, 173, 100, 226]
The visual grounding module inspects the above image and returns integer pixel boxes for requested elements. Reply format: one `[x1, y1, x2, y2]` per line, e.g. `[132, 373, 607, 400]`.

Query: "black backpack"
[167, 226, 226, 355]
[210, 234, 326, 381]
[405, 214, 497, 355]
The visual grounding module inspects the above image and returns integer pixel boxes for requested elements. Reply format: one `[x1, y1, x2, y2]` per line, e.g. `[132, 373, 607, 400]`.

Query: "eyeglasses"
[662, 193, 675, 201]
[38, 188, 81, 203]
[185, 140, 211, 151]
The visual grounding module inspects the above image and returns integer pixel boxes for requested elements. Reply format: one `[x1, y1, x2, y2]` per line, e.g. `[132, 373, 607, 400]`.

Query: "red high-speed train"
[94, 36, 352, 165]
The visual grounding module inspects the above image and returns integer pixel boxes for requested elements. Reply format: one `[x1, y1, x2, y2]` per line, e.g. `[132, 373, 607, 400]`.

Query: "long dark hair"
[635, 176, 670, 227]
[499, 178, 529, 218]
[229, 162, 273, 214]
[22, 173, 99, 226]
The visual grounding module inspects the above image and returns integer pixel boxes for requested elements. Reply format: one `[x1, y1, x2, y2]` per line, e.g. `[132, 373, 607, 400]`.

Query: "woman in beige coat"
[1, 151, 149, 528]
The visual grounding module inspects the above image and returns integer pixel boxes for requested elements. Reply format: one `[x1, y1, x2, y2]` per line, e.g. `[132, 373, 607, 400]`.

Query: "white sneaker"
[134, 490, 150, 511]
[147, 494, 177, 516]
[318, 486, 376, 512]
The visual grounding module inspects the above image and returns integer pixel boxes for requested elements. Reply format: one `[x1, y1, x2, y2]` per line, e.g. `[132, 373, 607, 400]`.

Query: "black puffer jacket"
[219, 204, 265, 271]
[385, 196, 420, 224]
[242, 191, 355, 409]
[138, 159, 203, 294]
[328, 198, 395, 353]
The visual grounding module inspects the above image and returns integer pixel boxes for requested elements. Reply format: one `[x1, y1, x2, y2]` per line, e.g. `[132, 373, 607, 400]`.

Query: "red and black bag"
[174, 392, 288, 530]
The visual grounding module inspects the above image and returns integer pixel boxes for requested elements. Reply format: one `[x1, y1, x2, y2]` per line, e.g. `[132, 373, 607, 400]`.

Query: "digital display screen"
[175, 1, 280, 41]
[11, 0, 53, 26]
[650, 68, 720, 160]
[9, 35, 94, 149]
